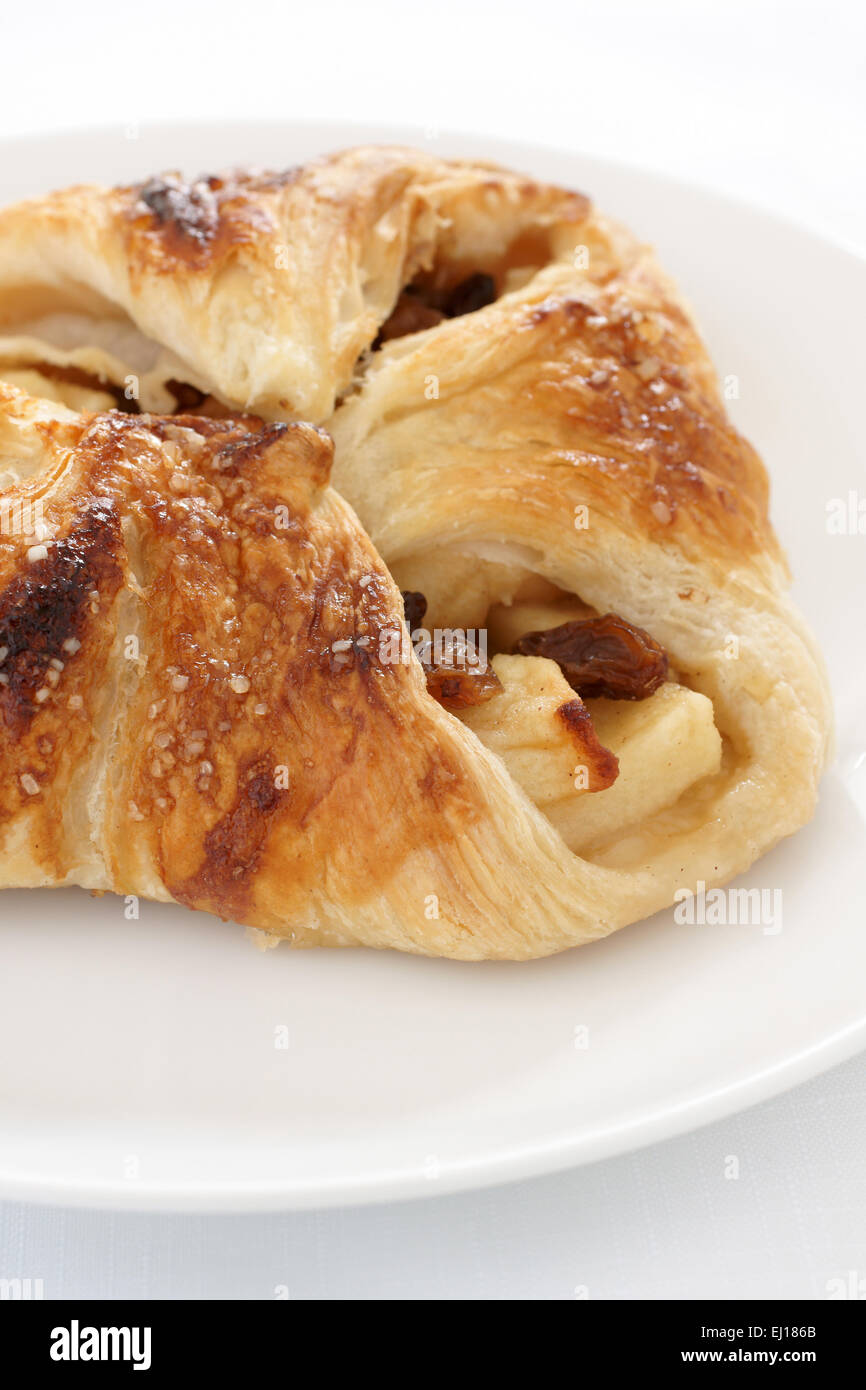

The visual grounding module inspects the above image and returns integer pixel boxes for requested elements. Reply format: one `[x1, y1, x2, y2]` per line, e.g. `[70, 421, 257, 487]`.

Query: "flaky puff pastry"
[0, 147, 833, 956]
[326, 190, 831, 893]
[0, 381, 648, 958]
[0, 148, 588, 420]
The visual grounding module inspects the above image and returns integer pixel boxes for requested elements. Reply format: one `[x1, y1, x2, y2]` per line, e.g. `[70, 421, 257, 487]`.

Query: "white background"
[0, 0, 864, 1299]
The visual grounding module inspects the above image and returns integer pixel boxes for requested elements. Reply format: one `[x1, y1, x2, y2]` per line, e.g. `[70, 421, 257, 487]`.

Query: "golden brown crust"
[0, 147, 591, 420]
[0, 394, 467, 915]
[511, 291, 774, 560]
[122, 170, 298, 275]
[5, 382, 615, 958]
[331, 257, 781, 583]
[0, 147, 776, 570]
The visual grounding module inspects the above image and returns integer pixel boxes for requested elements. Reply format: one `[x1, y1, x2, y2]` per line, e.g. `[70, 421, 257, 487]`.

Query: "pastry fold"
[0, 383, 631, 957]
[0, 149, 587, 420]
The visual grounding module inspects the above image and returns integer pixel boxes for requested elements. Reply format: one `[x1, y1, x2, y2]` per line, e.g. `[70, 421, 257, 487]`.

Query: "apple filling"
[404, 574, 722, 857]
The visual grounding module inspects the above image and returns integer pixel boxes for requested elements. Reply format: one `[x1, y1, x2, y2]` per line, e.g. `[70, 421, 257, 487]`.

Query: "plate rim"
[1, 1016, 864, 1212]
[0, 114, 863, 265]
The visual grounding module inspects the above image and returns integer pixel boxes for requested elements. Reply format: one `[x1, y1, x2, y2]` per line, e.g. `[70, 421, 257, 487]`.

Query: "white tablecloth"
[0, 0, 864, 1299]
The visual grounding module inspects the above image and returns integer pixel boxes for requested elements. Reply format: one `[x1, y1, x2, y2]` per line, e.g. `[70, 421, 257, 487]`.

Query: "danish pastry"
[0, 147, 831, 958]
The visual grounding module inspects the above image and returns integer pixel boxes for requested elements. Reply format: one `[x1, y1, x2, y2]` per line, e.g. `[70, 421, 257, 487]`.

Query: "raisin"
[443, 273, 497, 318]
[375, 272, 497, 347]
[401, 590, 428, 633]
[515, 613, 668, 700]
[166, 378, 208, 412]
[399, 592, 500, 708]
[375, 293, 444, 346]
[415, 631, 502, 710]
[421, 659, 502, 710]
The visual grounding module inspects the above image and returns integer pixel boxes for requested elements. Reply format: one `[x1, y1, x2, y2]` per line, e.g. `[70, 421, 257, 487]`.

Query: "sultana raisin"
[420, 656, 503, 709]
[400, 591, 501, 708]
[414, 630, 502, 710]
[442, 273, 497, 318]
[515, 613, 668, 700]
[375, 273, 497, 347]
[401, 590, 428, 633]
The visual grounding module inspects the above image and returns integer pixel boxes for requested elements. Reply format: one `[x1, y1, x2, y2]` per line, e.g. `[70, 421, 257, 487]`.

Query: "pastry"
[0, 148, 832, 958]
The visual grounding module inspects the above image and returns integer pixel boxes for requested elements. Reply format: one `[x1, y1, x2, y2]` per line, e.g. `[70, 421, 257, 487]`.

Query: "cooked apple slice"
[547, 682, 722, 853]
[460, 654, 721, 856]
[458, 653, 618, 805]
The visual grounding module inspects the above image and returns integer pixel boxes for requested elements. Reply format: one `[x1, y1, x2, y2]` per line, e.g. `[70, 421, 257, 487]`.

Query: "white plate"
[0, 121, 864, 1211]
